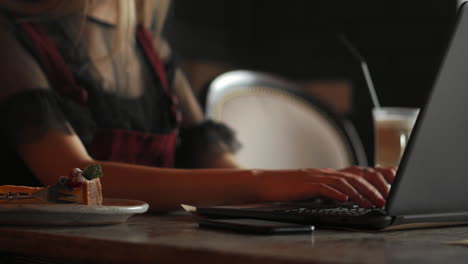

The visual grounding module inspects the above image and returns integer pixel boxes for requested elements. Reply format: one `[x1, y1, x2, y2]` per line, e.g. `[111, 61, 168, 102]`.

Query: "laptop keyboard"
[274, 206, 387, 217]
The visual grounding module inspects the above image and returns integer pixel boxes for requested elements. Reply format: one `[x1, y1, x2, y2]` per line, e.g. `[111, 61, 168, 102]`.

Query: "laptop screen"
[387, 2, 468, 216]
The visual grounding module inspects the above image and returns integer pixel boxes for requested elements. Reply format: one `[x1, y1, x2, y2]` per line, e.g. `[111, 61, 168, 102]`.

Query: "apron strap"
[19, 22, 88, 105]
[136, 25, 182, 127]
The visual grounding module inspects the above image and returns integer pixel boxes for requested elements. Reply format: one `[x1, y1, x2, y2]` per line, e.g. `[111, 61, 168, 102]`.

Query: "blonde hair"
[0, 0, 171, 53]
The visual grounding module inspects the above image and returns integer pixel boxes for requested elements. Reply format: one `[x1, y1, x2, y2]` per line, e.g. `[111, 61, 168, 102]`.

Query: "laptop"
[195, 2, 468, 230]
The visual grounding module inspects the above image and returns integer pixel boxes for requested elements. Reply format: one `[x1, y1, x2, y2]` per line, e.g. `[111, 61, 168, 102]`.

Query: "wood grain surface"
[1, 212, 468, 264]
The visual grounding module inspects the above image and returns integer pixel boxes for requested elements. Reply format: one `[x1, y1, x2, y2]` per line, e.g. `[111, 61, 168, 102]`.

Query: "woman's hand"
[256, 166, 397, 208]
[340, 166, 397, 198]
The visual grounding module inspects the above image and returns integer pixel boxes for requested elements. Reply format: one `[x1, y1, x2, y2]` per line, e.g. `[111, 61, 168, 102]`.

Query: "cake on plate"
[0, 164, 103, 205]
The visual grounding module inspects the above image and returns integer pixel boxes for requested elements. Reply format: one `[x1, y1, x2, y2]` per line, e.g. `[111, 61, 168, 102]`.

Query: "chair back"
[206, 70, 367, 169]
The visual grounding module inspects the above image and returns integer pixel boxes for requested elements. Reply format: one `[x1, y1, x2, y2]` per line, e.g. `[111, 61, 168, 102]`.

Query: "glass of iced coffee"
[373, 107, 419, 167]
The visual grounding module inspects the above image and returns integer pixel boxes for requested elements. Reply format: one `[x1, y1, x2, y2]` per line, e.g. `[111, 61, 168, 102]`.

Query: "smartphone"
[198, 218, 314, 235]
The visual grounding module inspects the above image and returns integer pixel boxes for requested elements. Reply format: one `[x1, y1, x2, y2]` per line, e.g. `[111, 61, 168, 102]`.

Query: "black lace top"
[0, 13, 240, 186]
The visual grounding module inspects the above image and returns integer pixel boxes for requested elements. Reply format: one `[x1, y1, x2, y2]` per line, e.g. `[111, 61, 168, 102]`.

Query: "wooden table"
[1, 212, 468, 264]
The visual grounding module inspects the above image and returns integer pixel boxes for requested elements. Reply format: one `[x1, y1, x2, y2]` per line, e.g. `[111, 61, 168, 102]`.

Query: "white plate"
[0, 198, 149, 226]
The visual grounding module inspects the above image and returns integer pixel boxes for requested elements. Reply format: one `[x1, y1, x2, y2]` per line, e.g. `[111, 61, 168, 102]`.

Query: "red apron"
[19, 22, 181, 168]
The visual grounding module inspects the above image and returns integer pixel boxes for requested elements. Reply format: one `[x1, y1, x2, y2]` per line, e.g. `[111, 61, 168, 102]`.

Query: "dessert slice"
[0, 165, 104, 205]
[59, 165, 104, 205]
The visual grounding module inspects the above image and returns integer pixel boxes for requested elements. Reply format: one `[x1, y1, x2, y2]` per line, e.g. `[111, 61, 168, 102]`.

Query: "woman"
[0, 0, 394, 212]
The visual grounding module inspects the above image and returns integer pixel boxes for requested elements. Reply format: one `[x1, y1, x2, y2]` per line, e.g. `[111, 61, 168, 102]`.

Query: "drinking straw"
[338, 34, 381, 108]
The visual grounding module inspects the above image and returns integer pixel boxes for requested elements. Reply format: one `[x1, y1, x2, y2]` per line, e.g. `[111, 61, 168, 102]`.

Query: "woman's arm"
[17, 129, 254, 211]
[18, 128, 391, 212]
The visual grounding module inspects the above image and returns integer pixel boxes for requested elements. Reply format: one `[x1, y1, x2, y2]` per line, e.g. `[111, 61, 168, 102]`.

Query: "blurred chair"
[205, 70, 367, 169]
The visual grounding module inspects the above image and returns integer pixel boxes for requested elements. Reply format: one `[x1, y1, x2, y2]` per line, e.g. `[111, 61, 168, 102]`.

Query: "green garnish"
[82, 164, 103, 180]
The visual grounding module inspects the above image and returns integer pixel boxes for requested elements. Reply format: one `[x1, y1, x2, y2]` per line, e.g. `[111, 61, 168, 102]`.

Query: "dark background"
[165, 0, 459, 164]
